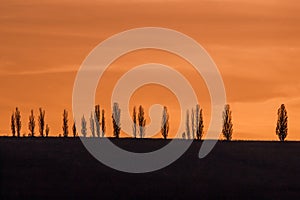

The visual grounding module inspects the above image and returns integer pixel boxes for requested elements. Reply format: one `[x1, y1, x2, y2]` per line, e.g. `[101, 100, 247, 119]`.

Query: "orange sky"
[0, 0, 299, 140]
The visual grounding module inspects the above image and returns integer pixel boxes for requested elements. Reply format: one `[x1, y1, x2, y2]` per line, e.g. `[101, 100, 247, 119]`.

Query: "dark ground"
[0, 138, 299, 200]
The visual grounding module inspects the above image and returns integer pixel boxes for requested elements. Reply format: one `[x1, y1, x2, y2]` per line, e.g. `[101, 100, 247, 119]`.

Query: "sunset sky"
[0, 0, 299, 140]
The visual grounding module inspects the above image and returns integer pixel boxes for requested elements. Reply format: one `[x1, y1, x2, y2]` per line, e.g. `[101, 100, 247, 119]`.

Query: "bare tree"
[38, 108, 45, 137]
[62, 109, 69, 137]
[196, 105, 204, 140]
[72, 121, 77, 137]
[45, 124, 50, 137]
[28, 109, 35, 137]
[95, 105, 101, 137]
[15, 107, 21, 137]
[222, 104, 233, 141]
[132, 106, 137, 138]
[81, 115, 87, 137]
[90, 112, 95, 137]
[138, 105, 146, 138]
[191, 109, 195, 139]
[101, 109, 106, 137]
[11, 113, 16, 137]
[186, 110, 190, 139]
[161, 106, 169, 139]
[112, 102, 121, 138]
[276, 104, 288, 141]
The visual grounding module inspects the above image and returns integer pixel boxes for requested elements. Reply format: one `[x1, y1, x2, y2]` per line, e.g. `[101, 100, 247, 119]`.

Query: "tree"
[45, 124, 50, 137]
[38, 108, 45, 137]
[132, 106, 137, 138]
[186, 110, 190, 139]
[62, 109, 68, 137]
[28, 109, 35, 137]
[191, 109, 195, 139]
[276, 104, 288, 141]
[72, 122, 77, 137]
[161, 106, 169, 139]
[81, 115, 87, 137]
[15, 107, 21, 137]
[101, 109, 106, 137]
[11, 113, 16, 137]
[95, 105, 101, 137]
[182, 132, 186, 140]
[138, 105, 146, 138]
[90, 112, 95, 137]
[222, 104, 233, 141]
[196, 104, 204, 140]
[112, 102, 121, 138]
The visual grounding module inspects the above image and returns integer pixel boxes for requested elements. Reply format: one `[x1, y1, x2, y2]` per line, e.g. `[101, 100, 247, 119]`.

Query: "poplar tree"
[28, 110, 35, 137]
[138, 105, 146, 138]
[222, 104, 233, 141]
[38, 108, 45, 137]
[161, 106, 169, 139]
[112, 103, 121, 138]
[62, 109, 69, 137]
[276, 104, 288, 141]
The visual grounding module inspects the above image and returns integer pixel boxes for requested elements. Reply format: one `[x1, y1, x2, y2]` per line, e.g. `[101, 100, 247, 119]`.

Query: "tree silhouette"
[186, 110, 190, 139]
[276, 104, 288, 141]
[161, 106, 169, 139]
[138, 105, 146, 138]
[196, 104, 204, 140]
[222, 104, 233, 141]
[28, 109, 35, 137]
[11, 113, 16, 137]
[15, 107, 21, 137]
[101, 109, 106, 137]
[182, 132, 186, 139]
[38, 108, 45, 137]
[90, 112, 95, 137]
[62, 109, 68, 137]
[132, 106, 137, 138]
[112, 102, 121, 138]
[81, 115, 87, 137]
[191, 109, 195, 139]
[72, 121, 77, 137]
[95, 105, 101, 137]
[45, 124, 50, 137]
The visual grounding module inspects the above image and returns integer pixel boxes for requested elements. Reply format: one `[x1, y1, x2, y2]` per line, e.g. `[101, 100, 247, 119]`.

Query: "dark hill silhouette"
[0, 138, 299, 199]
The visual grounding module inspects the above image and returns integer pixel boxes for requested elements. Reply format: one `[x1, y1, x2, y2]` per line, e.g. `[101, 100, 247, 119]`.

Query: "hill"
[0, 138, 299, 199]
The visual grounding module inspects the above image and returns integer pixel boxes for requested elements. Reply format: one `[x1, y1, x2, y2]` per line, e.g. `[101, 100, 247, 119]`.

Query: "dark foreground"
[0, 138, 299, 199]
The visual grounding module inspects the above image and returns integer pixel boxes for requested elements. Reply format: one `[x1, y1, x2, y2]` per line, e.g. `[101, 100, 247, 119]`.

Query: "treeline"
[8, 103, 288, 141]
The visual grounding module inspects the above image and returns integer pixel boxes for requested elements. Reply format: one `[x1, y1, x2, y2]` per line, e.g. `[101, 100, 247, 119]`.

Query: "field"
[0, 138, 299, 199]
